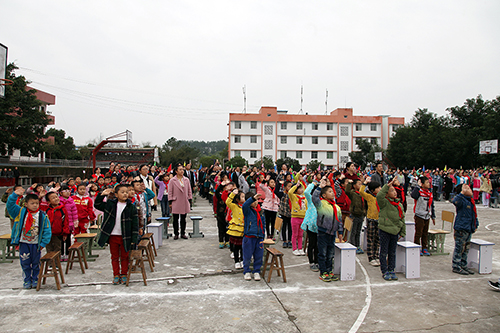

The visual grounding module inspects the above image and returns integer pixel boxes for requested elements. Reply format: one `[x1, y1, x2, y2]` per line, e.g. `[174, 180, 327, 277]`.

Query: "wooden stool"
[262, 238, 275, 261]
[126, 250, 147, 286]
[262, 248, 286, 283]
[37, 251, 65, 291]
[74, 233, 99, 261]
[0, 234, 17, 263]
[66, 242, 88, 274]
[142, 233, 157, 257]
[138, 239, 155, 272]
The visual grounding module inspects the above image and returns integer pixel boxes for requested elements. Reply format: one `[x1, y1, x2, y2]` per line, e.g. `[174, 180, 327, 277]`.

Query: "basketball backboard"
[0, 43, 8, 98]
[479, 139, 498, 155]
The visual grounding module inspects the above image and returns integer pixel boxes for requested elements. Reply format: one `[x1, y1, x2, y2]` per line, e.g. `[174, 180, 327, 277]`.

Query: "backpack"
[336, 188, 351, 213]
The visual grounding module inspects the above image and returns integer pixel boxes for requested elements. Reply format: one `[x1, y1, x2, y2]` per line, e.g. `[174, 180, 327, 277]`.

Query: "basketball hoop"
[0, 78, 13, 86]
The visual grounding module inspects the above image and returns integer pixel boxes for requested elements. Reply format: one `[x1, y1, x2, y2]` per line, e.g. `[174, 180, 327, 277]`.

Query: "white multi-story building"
[228, 106, 404, 168]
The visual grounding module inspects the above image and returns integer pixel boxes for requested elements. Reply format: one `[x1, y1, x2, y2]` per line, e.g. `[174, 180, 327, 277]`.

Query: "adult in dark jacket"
[371, 162, 386, 186]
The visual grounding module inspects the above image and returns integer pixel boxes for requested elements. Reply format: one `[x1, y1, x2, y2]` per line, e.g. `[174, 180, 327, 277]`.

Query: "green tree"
[307, 160, 324, 171]
[160, 137, 199, 167]
[275, 157, 301, 172]
[0, 63, 49, 156]
[198, 155, 220, 169]
[253, 156, 274, 170]
[229, 156, 247, 168]
[349, 138, 382, 169]
[42, 128, 79, 159]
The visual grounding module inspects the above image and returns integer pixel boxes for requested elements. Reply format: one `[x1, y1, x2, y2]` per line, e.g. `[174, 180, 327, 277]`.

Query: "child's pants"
[19, 243, 41, 285]
[281, 216, 292, 242]
[317, 231, 335, 274]
[307, 230, 318, 264]
[414, 216, 429, 250]
[452, 230, 472, 270]
[264, 210, 277, 238]
[109, 235, 129, 276]
[379, 229, 398, 274]
[366, 218, 380, 261]
[242, 236, 263, 274]
[216, 213, 229, 243]
[74, 220, 88, 235]
[482, 192, 490, 207]
[291, 217, 304, 250]
[349, 215, 364, 248]
[160, 195, 170, 217]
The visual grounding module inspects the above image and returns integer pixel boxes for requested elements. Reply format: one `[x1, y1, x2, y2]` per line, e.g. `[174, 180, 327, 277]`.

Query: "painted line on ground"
[348, 257, 372, 333]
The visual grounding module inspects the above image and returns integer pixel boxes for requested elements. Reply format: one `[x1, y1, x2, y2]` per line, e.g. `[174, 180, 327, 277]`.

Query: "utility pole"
[242, 85, 246, 113]
[299, 85, 303, 114]
[325, 89, 328, 115]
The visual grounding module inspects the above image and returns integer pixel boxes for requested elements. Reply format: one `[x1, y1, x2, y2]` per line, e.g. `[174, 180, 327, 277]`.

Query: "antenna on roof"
[298, 85, 303, 114]
[325, 89, 328, 115]
[242, 85, 246, 113]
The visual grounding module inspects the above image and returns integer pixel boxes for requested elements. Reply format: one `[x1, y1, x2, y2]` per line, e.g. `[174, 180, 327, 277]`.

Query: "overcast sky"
[3, 1, 500, 146]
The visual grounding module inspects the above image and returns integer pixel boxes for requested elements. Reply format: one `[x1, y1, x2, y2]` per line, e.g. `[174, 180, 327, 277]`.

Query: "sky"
[3, 0, 500, 146]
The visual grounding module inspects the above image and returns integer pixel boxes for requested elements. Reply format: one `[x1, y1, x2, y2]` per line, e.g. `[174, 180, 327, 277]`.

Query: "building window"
[327, 137, 333, 144]
[296, 151, 302, 159]
[234, 121, 241, 129]
[234, 150, 241, 157]
[327, 151, 333, 159]
[370, 138, 378, 145]
[371, 124, 377, 131]
[250, 121, 257, 129]
[340, 141, 349, 151]
[340, 156, 349, 163]
[312, 122, 318, 130]
[280, 151, 287, 159]
[340, 126, 349, 136]
[264, 140, 273, 150]
[355, 123, 362, 131]
[312, 137, 318, 144]
[392, 124, 400, 131]
[327, 123, 333, 130]
[250, 150, 257, 159]
[281, 136, 287, 144]
[234, 135, 241, 143]
[281, 122, 287, 130]
[311, 151, 318, 159]
[296, 137, 303, 144]
[264, 125, 273, 135]
[250, 135, 257, 143]
[296, 122, 303, 130]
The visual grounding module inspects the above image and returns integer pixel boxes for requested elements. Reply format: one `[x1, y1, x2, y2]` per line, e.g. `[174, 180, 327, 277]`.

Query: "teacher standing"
[168, 164, 192, 239]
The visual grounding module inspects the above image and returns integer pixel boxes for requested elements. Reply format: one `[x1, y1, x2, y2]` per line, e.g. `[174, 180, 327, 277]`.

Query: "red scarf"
[254, 204, 264, 232]
[321, 197, 339, 221]
[389, 199, 403, 218]
[468, 196, 477, 225]
[415, 187, 433, 213]
[269, 186, 275, 199]
[296, 195, 305, 210]
[355, 190, 365, 206]
[24, 209, 40, 234]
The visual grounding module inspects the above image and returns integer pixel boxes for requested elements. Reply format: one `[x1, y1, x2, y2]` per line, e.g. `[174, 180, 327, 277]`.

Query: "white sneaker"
[230, 252, 234, 259]
[253, 272, 261, 281]
[244, 273, 252, 280]
[235, 262, 241, 269]
[292, 250, 300, 256]
[298, 249, 306, 256]
[369, 259, 378, 266]
[375, 259, 381, 266]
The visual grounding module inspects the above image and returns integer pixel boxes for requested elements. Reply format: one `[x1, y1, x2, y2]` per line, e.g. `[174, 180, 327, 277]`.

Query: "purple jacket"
[60, 196, 78, 230]
[154, 175, 168, 201]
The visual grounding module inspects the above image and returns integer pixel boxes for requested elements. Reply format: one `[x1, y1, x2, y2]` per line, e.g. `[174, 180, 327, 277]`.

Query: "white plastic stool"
[333, 242, 357, 281]
[468, 239, 494, 274]
[395, 241, 421, 279]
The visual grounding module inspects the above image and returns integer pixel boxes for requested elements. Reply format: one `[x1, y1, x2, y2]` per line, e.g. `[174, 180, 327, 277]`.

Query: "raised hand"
[14, 187, 25, 196]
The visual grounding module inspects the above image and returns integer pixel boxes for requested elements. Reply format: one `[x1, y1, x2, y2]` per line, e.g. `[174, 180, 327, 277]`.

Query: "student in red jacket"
[44, 192, 70, 256]
[72, 183, 96, 235]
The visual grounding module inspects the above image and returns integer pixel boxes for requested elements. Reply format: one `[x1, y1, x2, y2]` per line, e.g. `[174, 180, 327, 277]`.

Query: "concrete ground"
[0, 193, 500, 333]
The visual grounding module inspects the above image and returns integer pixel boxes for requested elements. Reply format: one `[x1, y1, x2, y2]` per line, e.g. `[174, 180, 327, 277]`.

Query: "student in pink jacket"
[59, 184, 79, 260]
[260, 175, 280, 239]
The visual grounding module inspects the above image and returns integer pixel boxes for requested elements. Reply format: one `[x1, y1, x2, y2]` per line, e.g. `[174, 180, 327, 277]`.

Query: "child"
[95, 185, 139, 285]
[2, 186, 24, 229]
[411, 177, 436, 256]
[288, 181, 307, 256]
[43, 192, 70, 256]
[377, 180, 406, 281]
[260, 175, 280, 239]
[72, 183, 96, 235]
[278, 181, 293, 248]
[312, 177, 343, 282]
[334, 176, 351, 242]
[451, 184, 478, 275]
[359, 178, 381, 266]
[214, 180, 233, 248]
[346, 179, 367, 254]
[7, 187, 51, 289]
[242, 192, 266, 281]
[131, 180, 155, 234]
[59, 185, 78, 261]
[301, 182, 318, 268]
[226, 189, 245, 269]
[127, 184, 145, 240]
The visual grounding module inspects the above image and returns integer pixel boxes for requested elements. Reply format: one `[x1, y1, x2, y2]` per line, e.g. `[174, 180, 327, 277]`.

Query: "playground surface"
[0, 195, 499, 333]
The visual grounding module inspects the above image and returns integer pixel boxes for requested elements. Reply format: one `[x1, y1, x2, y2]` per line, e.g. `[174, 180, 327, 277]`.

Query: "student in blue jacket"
[451, 184, 478, 275]
[8, 187, 52, 289]
[242, 192, 265, 281]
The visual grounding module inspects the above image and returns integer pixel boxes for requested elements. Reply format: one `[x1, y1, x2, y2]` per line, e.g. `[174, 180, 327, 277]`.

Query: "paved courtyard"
[0, 194, 500, 332]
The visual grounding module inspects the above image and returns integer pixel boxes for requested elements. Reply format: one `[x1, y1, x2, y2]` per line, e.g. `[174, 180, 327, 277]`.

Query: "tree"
[0, 63, 49, 156]
[198, 155, 220, 169]
[160, 137, 199, 167]
[253, 156, 274, 170]
[349, 138, 382, 169]
[307, 160, 324, 171]
[229, 156, 247, 168]
[42, 128, 79, 160]
[275, 157, 301, 172]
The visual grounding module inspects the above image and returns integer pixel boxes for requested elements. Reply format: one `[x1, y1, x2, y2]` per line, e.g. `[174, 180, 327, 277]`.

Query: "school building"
[228, 106, 405, 168]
